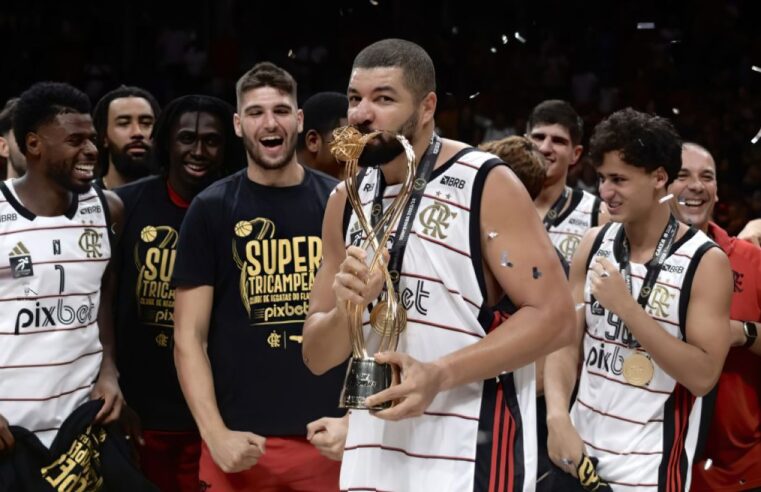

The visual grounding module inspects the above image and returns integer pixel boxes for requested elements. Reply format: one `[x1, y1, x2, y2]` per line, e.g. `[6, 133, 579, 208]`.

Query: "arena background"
[1, 0, 759, 233]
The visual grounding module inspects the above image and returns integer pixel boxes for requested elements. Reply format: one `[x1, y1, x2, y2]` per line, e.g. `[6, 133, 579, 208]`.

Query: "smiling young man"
[302, 38, 575, 492]
[528, 100, 607, 264]
[172, 63, 345, 491]
[668, 143, 761, 491]
[92, 86, 160, 190]
[525, 100, 609, 490]
[544, 109, 732, 490]
[112, 95, 242, 492]
[0, 82, 123, 451]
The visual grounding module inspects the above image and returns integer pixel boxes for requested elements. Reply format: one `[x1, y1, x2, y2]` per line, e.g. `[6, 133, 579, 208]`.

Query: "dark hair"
[589, 107, 682, 182]
[151, 95, 244, 177]
[297, 92, 348, 150]
[0, 98, 19, 135]
[13, 82, 92, 155]
[92, 85, 160, 176]
[236, 62, 297, 109]
[527, 100, 584, 146]
[352, 38, 436, 101]
[480, 136, 546, 199]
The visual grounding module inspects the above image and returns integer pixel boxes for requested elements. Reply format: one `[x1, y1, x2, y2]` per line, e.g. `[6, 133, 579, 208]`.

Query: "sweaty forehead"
[42, 112, 95, 136]
[348, 67, 408, 94]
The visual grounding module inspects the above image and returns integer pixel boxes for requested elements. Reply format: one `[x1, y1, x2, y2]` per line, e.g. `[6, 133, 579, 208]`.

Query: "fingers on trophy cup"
[331, 126, 417, 410]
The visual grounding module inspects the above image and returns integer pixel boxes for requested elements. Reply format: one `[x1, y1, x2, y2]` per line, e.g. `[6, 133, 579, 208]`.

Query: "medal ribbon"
[369, 133, 441, 294]
[613, 214, 679, 346]
[542, 186, 570, 230]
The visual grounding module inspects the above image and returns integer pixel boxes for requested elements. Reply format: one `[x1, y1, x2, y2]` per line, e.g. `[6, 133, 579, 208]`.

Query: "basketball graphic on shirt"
[235, 220, 253, 238]
[140, 225, 157, 243]
[134, 225, 180, 333]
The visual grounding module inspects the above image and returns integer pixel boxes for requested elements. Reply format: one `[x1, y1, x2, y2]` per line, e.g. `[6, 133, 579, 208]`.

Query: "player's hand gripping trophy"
[331, 126, 417, 410]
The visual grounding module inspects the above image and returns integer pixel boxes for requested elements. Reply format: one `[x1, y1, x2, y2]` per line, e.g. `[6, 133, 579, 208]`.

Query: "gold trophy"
[331, 126, 417, 410]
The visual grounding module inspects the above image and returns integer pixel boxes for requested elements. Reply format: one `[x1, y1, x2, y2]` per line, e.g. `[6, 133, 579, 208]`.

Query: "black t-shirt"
[172, 166, 345, 435]
[114, 176, 195, 430]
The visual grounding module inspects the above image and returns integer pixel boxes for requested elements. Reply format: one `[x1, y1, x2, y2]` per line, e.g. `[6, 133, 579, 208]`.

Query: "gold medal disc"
[370, 301, 407, 337]
[623, 352, 654, 387]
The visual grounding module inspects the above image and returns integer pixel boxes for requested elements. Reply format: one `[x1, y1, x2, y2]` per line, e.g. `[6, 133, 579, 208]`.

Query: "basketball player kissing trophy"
[331, 125, 420, 410]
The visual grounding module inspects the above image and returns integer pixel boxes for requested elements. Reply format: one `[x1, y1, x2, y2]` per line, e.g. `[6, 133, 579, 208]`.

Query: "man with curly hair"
[0, 81, 124, 450]
[544, 108, 732, 489]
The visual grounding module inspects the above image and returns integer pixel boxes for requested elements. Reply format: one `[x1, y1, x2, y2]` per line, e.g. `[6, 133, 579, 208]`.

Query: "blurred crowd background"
[1, 0, 759, 233]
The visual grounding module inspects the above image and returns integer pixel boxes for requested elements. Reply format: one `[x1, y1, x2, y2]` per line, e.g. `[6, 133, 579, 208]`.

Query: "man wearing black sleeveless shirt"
[114, 95, 241, 492]
[173, 63, 344, 491]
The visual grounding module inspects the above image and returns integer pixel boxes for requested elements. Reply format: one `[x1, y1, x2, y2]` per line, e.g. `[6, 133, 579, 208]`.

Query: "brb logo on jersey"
[9, 241, 33, 278]
[232, 218, 322, 329]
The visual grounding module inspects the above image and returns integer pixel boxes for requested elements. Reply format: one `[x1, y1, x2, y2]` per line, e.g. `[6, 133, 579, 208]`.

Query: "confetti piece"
[469, 91, 481, 100]
[500, 251, 513, 268]
[532, 267, 542, 279]
[369, 0, 379, 4]
[514, 32, 526, 43]
[637, 22, 655, 29]
[658, 193, 674, 204]
[451, 26, 459, 35]
[637, 138, 645, 146]
[704, 458, 712, 470]
[490, 47, 497, 54]
[501, 34, 509, 45]
[575, 303, 585, 311]
[487, 231, 499, 240]
[752, 128, 761, 145]
[287, 49, 295, 59]
[752, 65, 761, 74]
[672, 108, 680, 115]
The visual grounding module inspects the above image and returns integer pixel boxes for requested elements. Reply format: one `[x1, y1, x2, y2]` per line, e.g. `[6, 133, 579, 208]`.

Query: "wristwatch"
[743, 321, 758, 348]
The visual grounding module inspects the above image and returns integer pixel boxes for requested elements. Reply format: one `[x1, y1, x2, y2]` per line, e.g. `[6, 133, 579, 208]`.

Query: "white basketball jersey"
[548, 188, 601, 263]
[341, 149, 536, 492]
[571, 222, 716, 491]
[0, 180, 110, 448]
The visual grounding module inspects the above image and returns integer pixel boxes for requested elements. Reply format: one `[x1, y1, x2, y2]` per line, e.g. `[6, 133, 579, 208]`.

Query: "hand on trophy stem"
[364, 351, 445, 421]
[333, 246, 388, 307]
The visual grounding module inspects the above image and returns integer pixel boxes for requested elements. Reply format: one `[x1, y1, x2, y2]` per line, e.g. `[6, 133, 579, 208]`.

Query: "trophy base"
[339, 357, 392, 410]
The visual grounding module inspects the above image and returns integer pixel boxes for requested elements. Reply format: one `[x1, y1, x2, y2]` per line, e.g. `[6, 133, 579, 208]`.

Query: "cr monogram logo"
[559, 235, 581, 260]
[418, 202, 456, 240]
[78, 229, 103, 258]
[647, 284, 674, 318]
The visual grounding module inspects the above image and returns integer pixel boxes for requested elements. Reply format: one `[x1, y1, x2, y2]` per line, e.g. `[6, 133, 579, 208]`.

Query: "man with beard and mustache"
[92, 85, 160, 190]
[667, 143, 761, 491]
[112, 95, 243, 492]
[172, 62, 345, 491]
[302, 38, 575, 492]
[0, 98, 28, 179]
[0, 82, 123, 454]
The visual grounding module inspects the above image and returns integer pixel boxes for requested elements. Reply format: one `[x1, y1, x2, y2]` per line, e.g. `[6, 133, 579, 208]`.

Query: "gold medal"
[623, 352, 654, 386]
[370, 300, 407, 337]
